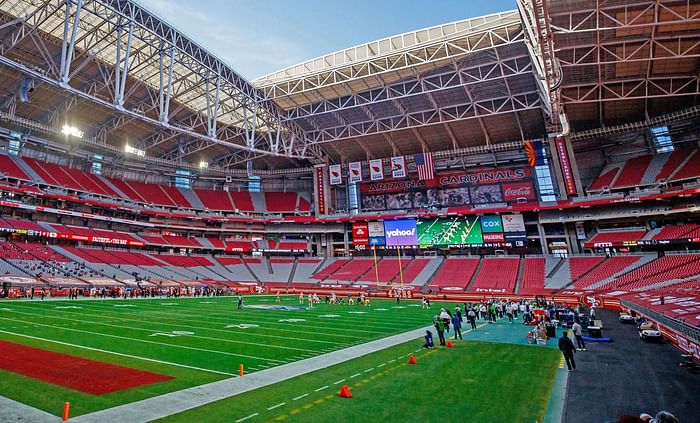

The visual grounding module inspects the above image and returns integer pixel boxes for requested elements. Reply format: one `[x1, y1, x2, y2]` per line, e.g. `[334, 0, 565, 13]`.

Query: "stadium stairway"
[0, 257, 32, 277]
[513, 257, 526, 294]
[11, 156, 45, 183]
[242, 259, 261, 282]
[287, 259, 298, 285]
[555, 257, 608, 292]
[250, 193, 267, 213]
[544, 259, 571, 290]
[412, 257, 443, 286]
[464, 258, 485, 292]
[545, 256, 562, 278]
[180, 188, 206, 210]
[640, 153, 669, 185]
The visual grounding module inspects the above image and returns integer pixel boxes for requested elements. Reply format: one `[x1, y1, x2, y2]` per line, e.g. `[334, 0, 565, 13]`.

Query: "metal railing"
[621, 299, 700, 344]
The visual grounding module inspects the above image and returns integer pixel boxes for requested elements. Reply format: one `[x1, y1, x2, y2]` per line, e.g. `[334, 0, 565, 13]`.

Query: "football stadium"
[0, 0, 699, 422]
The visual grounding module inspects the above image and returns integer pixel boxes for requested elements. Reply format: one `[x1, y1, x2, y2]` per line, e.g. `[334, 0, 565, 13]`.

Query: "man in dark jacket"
[558, 330, 577, 371]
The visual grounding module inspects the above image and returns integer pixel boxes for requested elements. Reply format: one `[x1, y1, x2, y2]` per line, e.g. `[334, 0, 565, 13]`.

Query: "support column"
[537, 222, 549, 255]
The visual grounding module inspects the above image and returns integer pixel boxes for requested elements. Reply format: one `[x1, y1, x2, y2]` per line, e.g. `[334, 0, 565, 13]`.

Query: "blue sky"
[136, 0, 517, 80]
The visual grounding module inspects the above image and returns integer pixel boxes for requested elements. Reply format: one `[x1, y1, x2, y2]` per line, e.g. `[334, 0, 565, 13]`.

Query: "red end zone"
[0, 340, 174, 395]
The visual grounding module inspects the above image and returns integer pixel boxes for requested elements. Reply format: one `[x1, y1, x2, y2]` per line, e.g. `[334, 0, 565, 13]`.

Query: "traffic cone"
[446, 340, 454, 348]
[338, 384, 352, 398]
[408, 354, 417, 364]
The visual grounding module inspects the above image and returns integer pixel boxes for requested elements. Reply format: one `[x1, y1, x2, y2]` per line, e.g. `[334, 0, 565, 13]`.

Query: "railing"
[621, 299, 700, 344]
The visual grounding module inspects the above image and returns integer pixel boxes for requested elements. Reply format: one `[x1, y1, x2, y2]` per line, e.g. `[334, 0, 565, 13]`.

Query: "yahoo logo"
[386, 228, 416, 238]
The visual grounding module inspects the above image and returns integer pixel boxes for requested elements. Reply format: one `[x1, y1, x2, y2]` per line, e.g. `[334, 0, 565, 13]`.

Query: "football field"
[0, 295, 444, 417]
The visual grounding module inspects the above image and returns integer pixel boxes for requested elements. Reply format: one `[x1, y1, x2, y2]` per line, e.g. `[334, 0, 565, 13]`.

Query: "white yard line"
[292, 394, 309, 401]
[266, 402, 286, 411]
[3, 308, 321, 354]
[314, 385, 329, 392]
[234, 412, 258, 422]
[0, 316, 284, 363]
[332, 379, 346, 385]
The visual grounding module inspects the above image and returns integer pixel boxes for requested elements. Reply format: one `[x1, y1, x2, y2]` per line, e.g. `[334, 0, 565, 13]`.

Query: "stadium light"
[199, 161, 209, 169]
[125, 143, 145, 157]
[61, 124, 83, 139]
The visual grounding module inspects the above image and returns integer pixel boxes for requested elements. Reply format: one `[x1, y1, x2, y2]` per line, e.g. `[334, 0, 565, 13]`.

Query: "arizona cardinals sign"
[369, 159, 384, 181]
[349, 161, 363, 183]
[391, 156, 406, 178]
[329, 164, 342, 185]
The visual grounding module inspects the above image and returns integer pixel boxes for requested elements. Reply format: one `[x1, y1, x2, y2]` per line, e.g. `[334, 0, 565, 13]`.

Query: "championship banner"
[369, 159, 384, 181]
[556, 137, 577, 195]
[391, 156, 406, 178]
[349, 161, 363, 183]
[314, 165, 327, 214]
[329, 164, 342, 185]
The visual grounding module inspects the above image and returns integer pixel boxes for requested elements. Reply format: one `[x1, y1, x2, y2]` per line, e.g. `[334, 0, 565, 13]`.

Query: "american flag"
[415, 152, 434, 180]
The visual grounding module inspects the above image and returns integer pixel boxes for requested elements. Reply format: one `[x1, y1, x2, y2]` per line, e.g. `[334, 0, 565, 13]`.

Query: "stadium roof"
[0, 0, 698, 172]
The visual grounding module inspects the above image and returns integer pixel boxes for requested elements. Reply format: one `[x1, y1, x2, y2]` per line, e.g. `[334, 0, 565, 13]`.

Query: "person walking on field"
[572, 320, 586, 351]
[467, 308, 477, 330]
[237, 294, 243, 309]
[558, 330, 577, 371]
[452, 313, 463, 340]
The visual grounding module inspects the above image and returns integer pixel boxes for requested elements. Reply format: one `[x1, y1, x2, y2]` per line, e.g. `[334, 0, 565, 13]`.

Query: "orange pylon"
[446, 340, 454, 348]
[408, 354, 417, 364]
[338, 384, 352, 398]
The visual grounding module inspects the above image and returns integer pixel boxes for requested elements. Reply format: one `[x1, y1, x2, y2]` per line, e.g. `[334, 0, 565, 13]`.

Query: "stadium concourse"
[0, 0, 699, 421]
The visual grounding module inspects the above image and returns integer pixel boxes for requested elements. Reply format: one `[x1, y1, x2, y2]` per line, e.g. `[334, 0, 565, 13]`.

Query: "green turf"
[157, 339, 561, 423]
[0, 296, 448, 417]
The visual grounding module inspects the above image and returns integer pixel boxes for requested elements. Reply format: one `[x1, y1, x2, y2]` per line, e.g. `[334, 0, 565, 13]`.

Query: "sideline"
[71, 325, 436, 423]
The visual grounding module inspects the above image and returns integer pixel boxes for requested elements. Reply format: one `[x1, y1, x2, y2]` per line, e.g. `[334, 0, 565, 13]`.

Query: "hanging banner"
[352, 222, 369, 246]
[391, 156, 406, 178]
[575, 222, 586, 240]
[349, 161, 363, 183]
[502, 214, 526, 232]
[556, 137, 577, 195]
[314, 165, 326, 214]
[368, 221, 386, 246]
[329, 164, 342, 185]
[369, 159, 384, 181]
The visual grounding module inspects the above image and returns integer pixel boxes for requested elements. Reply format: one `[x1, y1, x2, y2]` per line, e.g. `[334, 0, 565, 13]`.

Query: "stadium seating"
[613, 155, 653, 188]
[648, 224, 699, 240]
[429, 257, 480, 290]
[358, 258, 408, 283]
[312, 259, 350, 280]
[596, 254, 700, 292]
[0, 154, 30, 180]
[518, 257, 549, 294]
[570, 256, 645, 290]
[327, 259, 374, 282]
[264, 192, 297, 212]
[568, 256, 605, 281]
[395, 258, 430, 285]
[670, 150, 700, 182]
[588, 167, 620, 192]
[469, 257, 520, 293]
[229, 192, 255, 212]
[584, 229, 646, 246]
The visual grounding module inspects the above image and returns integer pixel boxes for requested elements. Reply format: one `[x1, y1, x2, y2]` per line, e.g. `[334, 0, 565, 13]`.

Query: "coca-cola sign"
[501, 181, 536, 201]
